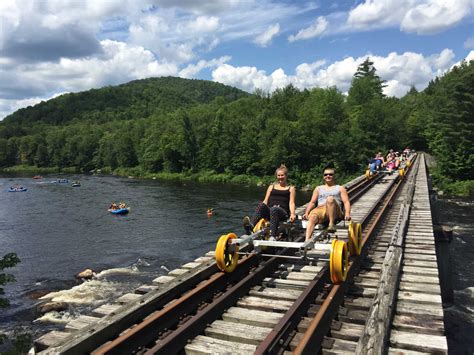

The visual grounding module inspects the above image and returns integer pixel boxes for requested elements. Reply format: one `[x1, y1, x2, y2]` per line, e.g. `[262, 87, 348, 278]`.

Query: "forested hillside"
[0, 61, 472, 195]
[2, 77, 248, 126]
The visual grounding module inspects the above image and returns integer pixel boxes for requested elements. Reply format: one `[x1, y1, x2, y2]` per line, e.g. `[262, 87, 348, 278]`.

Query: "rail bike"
[214, 217, 363, 285]
[365, 158, 411, 180]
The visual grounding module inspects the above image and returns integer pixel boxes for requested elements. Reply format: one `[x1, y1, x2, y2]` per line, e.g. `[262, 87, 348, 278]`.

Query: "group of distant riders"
[109, 202, 127, 210]
[242, 148, 412, 242]
[367, 147, 411, 176]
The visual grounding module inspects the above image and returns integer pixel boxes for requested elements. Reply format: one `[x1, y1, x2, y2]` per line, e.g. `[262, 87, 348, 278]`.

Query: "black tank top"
[268, 186, 291, 214]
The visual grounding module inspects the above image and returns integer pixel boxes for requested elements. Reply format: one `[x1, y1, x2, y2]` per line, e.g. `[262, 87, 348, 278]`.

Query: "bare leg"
[305, 214, 319, 241]
[326, 196, 336, 227]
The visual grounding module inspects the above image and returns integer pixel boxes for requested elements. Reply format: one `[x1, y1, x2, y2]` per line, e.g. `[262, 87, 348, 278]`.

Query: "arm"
[303, 187, 319, 219]
[289, 186, 296, 222]
[262, 185, 273, 204]
[340, 186, 351, 220]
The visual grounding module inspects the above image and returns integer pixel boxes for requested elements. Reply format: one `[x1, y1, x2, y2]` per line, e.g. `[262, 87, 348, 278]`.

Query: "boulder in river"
[37, 301, 69, 315]
[75, 268, 96, 280]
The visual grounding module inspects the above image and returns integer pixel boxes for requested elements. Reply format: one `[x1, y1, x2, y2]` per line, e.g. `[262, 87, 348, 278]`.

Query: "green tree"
[0, 253, 20, 308]
[348, 57, 386, 106]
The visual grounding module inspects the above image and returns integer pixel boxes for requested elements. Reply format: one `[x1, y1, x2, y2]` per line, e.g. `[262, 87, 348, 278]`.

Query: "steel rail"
[293, 155, 418, 355]
[91, 254, 260, 354]
[145, 243, 306, 354]
[53, 261, 221, 354]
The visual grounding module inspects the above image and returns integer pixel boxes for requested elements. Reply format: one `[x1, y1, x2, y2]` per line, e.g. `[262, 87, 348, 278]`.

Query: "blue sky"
[0, 0, 473, 119]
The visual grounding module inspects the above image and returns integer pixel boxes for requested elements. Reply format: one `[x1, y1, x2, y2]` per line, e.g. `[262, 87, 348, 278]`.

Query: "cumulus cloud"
[212, 64, 274, 93]
[0, 1, 469, 120]
[185, 16, 220, 33]
[428, 48, 456, 72]
[401, 0, 472, 34]
[467, 50, 474, 62]
[0, 0, 314, 119]
[0, 40, 178, 112]
[347, 0, 404, 29]
[254, 23, 280, 47]
[464, 37, 474, 49]
[0, 97, 45, 122]
[288, 16, 328, 42]
[347, 0, 472, 34]
[212, 49, 457, 97]
[0, 1, 103, 62]
[179, 56, 231, 78]
[451, 50, 474, 69]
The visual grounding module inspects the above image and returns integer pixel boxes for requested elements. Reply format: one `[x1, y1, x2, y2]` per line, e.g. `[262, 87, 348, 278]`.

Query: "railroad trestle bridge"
[35, 153, 450, 355]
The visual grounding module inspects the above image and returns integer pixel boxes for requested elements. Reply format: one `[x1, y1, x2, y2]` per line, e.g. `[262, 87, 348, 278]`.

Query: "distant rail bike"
[215, 217, 363, 285]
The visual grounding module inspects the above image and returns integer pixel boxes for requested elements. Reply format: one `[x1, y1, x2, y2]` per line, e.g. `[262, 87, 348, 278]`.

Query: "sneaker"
[327, 224, 337, 233]
[243, 216, 253, 235]
[269, 236, 276, 241]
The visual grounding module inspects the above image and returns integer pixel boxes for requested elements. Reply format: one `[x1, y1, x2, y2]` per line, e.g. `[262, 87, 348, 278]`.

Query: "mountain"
[3, 77, 249, 125]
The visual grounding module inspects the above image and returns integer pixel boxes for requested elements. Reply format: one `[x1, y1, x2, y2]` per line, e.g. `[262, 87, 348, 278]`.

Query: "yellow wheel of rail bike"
[330, 239, 348, 284]
[348, 221, 362, 256]
[365, 169, 371, 180]
[399, 168, 405, 179]
[215, 233, 239, 272]
[253, 218, 270, 249]
[253, 218, 269, 234]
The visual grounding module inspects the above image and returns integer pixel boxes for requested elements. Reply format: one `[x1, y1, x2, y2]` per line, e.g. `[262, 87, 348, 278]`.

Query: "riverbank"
[424, 153, 473, 197]
[1, 165, 360, 191]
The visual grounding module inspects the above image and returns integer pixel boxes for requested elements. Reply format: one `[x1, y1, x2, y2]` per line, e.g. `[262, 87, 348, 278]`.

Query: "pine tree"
[348, 57, 386, 106]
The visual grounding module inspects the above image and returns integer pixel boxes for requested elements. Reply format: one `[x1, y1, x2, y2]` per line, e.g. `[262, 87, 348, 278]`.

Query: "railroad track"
[37, 158, 421, 354]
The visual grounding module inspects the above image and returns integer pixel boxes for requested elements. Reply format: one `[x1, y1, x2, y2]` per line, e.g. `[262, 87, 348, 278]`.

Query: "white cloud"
[467, 50, 474, 62]
[347, 0, 403, 29]
[0, 39, 179, 119]
[0, 97, 45, 122]
[288, 16, 328, 42]
[211, 64, 273, 93]
[254, 23, 280, 47]
[347, 0, 472, 34]
[129, 15, 196, 63]
[212, 49, 456, 97]
[0, 1, 470, 120]
[464, 37, 474, 49]
[185, 16, 220, 33]
[429, 48, 455, 71]
[179, 56, 231, 78]
[401, 0, 472, 34]
[451, 50, 474, 69]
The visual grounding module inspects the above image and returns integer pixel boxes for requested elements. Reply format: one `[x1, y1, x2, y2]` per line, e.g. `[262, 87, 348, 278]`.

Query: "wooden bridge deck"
[388, 154, 447, 354]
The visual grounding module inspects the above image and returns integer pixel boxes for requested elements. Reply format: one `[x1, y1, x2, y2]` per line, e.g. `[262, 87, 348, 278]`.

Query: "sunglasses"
[323, 173, 334, 176]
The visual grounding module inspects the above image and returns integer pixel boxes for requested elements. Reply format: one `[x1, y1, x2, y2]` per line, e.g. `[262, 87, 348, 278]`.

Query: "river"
[435, 196, 474, 353]
[0, 174, 311, 340]
[0, 175, 472, 353]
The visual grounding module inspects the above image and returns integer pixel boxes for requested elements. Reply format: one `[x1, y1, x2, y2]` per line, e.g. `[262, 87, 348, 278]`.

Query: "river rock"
[37, 301, 69, 314]
[24, 289, 51, 299]
[76, 268, 96, 280]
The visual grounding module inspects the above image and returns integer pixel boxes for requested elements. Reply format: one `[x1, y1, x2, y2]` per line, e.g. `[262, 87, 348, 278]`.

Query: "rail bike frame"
[215, 217, 362, 284]
[230, 220, 336, 261]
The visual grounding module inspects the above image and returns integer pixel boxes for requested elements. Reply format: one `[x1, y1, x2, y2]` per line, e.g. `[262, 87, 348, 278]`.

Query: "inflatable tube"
[108, 207, 130, 215]
[8, 187, 27, 192]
